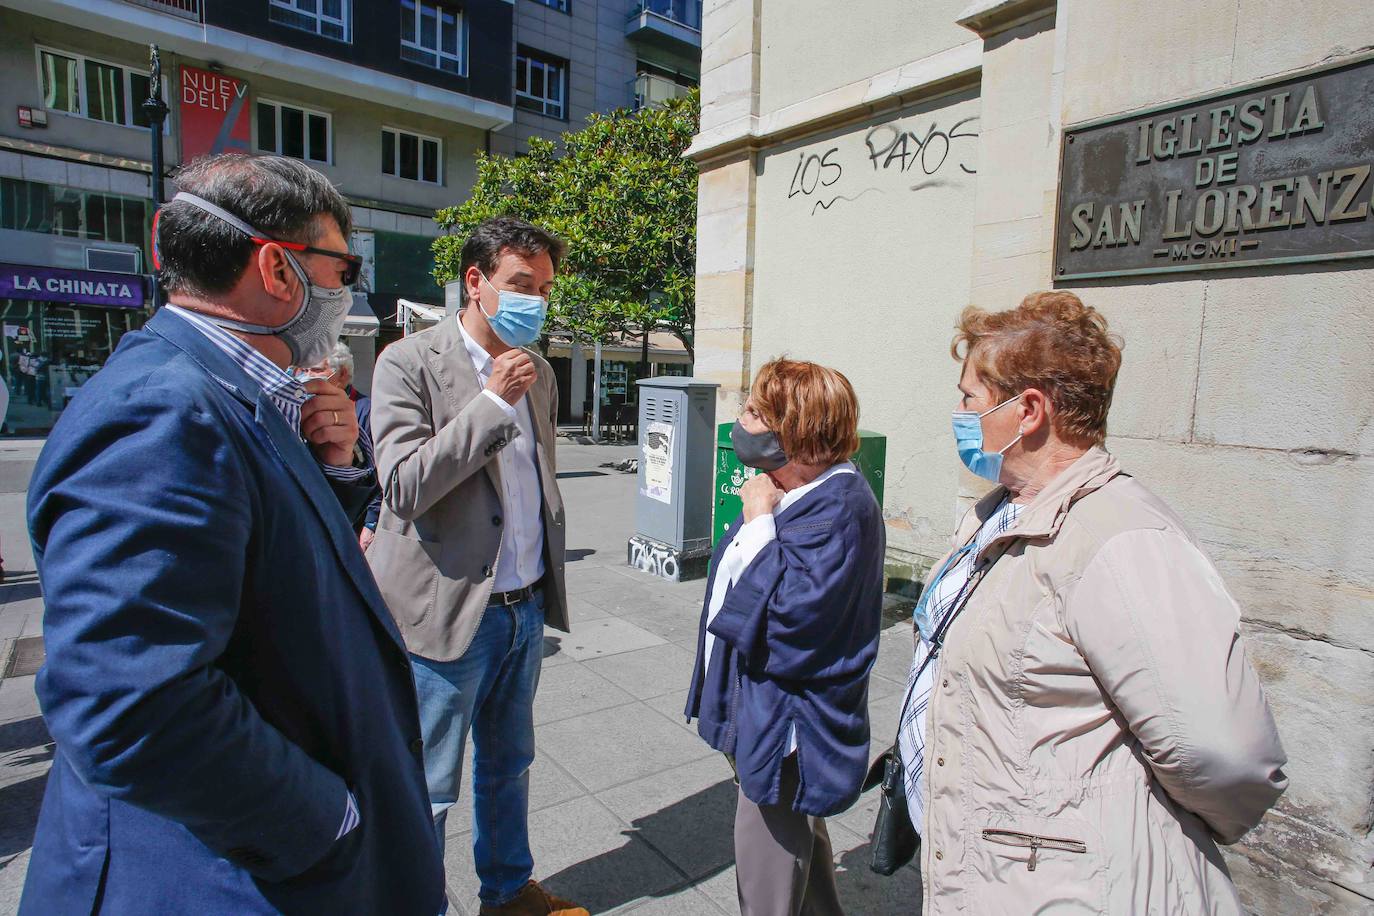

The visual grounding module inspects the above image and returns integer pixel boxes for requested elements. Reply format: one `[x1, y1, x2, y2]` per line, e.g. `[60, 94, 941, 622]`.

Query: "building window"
[1, 178, 151, 267]
[515, 48, 567, 119]
[256, 100, 331, 163]
[269, 0, 351, 42]
[382, 129, 442, 184]
[400, 0, 465, 75]
[529, 0, 570, 12]
[36, 47, 163, 130]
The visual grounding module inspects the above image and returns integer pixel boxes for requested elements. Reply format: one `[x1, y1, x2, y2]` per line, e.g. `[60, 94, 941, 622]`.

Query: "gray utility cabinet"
[629, 377, 719, 581]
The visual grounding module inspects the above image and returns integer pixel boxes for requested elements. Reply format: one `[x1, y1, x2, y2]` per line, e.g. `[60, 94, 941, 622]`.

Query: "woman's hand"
[741, 473, 784, 522]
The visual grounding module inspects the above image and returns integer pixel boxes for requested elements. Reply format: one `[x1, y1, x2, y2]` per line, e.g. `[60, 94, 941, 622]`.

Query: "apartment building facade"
[0, 0, 515, 432]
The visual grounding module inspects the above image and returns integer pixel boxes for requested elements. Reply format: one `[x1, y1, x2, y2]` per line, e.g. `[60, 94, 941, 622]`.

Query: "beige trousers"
[733, 756, 845, 916]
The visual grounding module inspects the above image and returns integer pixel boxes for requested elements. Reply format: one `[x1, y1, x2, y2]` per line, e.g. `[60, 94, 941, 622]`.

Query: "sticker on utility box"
[642, 421, 674, 504]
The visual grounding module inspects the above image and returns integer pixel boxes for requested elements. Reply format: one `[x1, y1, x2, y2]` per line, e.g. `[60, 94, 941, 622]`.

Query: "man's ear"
[464, 264, 485, 309]
[257, 243, 299, 304]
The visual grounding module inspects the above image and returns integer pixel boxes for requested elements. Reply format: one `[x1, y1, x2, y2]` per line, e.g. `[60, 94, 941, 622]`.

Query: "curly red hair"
[951, 291, 1123, 447]
[750, 359, 861, 466]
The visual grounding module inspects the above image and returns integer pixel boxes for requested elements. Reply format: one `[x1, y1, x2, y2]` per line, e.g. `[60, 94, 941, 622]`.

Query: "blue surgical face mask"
[479, 271, 548, 348]
[952, 393, 1024, 483]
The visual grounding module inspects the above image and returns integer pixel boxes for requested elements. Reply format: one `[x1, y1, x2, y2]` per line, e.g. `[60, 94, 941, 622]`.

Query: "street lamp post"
[141, 44, 170, 310]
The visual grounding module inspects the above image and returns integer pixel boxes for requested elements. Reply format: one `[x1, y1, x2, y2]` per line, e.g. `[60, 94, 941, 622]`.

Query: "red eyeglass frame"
[151, 208, 363, 286]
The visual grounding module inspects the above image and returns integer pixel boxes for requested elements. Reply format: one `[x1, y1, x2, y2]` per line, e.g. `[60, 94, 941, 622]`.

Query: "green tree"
[432, 90, 700, 376]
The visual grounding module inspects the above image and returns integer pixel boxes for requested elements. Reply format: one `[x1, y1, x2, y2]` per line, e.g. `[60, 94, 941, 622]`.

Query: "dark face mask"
[731, 420, 788, 471]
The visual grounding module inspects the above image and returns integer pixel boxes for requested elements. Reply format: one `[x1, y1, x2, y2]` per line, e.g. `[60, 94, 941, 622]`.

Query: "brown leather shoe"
[477, 880, 589, 916]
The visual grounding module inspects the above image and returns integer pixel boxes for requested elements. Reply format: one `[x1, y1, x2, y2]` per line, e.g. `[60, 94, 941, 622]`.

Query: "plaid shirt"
[897, 498, 1023, 832]
[165, 306, 367, 482]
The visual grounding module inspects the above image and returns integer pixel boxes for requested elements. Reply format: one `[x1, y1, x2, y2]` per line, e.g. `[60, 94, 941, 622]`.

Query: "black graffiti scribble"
[788, 147, 844, 198]
[811, 188, 883, 215]
[785, 116, 978, 215]
[864, 116, 979, 176]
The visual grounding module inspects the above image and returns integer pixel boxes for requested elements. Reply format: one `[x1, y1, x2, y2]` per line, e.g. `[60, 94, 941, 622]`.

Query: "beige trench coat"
[919, 447, 1286, 914]
[366, 317, 568, 663]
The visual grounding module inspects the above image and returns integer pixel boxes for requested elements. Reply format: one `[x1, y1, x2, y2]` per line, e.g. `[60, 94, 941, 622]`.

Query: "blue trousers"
[411, 591, 544, 906]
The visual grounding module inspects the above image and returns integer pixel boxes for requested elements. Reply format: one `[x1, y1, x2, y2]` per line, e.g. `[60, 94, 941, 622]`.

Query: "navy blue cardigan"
[685, 471, 885, 817]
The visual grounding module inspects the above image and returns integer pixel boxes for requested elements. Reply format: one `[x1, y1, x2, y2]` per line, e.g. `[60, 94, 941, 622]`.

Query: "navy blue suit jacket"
[20, 309, 445, 914]
[685, 471, 885, 817]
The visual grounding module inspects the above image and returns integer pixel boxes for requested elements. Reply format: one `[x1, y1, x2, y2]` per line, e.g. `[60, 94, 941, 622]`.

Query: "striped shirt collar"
[163, 304, 308, 433]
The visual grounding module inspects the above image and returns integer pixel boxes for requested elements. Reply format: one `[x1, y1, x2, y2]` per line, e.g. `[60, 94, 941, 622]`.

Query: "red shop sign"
[179, 65, 251, 162]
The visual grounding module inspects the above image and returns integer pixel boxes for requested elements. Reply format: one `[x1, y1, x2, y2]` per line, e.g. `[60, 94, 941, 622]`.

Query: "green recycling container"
[713, 423, 886, 545]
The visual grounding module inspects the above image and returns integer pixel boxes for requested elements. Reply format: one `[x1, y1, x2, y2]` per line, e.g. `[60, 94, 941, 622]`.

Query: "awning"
[398, 298, 446, 335]
[342, 292, 379, 338]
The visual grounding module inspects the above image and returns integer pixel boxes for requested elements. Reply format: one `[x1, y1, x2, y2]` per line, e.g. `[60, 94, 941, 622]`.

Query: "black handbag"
[864, 542, 1008, 876]
[862, 745, 919, 875]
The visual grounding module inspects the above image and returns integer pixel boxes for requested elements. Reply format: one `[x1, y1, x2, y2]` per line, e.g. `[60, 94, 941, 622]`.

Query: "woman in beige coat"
[897, 291, 1287, 914]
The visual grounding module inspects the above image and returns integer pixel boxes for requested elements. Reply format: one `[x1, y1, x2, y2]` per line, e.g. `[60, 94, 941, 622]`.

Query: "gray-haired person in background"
[297, 340, 382, 550]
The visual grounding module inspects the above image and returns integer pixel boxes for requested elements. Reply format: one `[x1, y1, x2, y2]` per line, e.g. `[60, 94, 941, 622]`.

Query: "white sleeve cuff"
[481, 388, 519, 418]
[731, 513, 777, 567]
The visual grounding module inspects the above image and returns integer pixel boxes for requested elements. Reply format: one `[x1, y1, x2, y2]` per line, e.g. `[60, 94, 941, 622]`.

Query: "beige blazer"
[366, 316, 568, 662]
[919, 446, 1286, 915]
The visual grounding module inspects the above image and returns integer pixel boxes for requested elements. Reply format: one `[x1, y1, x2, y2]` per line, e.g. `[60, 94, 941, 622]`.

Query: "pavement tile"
[0, 717, 52, 791]
[598, 754, 737, 880]
[564, 564, 655, 597]
[582, 643, 698, 700]
[826, 819, 925, 914]
[610, 884, 729, 915]
[534, 662, 637, 727]
[867, 673, 905, 700]
[871, 629, 916, 685]
[574, 580, 699, 617]
[867, 686, 908, 746]
[615, 606, 703, 649]
[0, 678, 39, 727]
[540, 632, 577, 668]
[443, 796, 684, 915]
[558, 619, 666, 662]
[567, 595, 614, 623]
[537, 704, 714, 794]
[0, 849, 31, 913]
[641, 689, 697, 736]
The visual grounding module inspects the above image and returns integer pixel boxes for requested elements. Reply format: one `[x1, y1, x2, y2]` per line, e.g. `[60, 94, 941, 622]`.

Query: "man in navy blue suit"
[20, 154, 445, 914]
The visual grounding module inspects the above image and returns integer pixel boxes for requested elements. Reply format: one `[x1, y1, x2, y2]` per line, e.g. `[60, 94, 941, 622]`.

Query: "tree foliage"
[432, 90, 700, 362]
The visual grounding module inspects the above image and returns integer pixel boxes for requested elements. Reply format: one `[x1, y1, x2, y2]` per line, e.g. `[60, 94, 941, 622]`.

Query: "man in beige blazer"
[367, 217, 583, 916]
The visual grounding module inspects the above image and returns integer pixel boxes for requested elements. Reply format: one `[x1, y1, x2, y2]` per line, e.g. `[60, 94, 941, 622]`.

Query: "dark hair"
[157, 154, 352, 298]
[457, 216, 566, 304]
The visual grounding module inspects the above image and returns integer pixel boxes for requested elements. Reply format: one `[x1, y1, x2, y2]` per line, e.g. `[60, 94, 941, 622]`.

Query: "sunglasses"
[153, 193, 363, 287]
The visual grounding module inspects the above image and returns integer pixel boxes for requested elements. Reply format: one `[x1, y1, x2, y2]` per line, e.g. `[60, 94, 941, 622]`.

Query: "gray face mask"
[730, 420, 788, 471]
[167, 191, 351, 367]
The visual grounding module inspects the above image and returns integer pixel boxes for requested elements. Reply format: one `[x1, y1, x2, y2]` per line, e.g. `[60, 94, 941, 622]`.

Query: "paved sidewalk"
[0, 436, 923, 915]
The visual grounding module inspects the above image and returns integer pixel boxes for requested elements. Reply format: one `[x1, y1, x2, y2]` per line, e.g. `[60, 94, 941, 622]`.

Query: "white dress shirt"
[458, 316, 546, 592]
[704, 461, 856, 754]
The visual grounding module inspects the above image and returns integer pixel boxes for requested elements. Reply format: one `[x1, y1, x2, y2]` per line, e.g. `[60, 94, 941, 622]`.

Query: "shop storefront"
[0, 261, 149, 434]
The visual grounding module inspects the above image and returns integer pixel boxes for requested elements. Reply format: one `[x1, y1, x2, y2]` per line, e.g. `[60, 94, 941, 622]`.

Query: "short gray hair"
[326, 341, 354, 375]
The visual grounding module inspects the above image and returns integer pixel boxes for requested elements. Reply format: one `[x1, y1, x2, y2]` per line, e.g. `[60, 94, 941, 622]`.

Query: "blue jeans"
[412, 590, 545, 907]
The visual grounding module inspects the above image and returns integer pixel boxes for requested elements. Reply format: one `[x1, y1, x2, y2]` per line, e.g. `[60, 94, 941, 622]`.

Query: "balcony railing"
[630, 72, 694, 111]
[119, 0, 203, 21]
[629, 0, 702, 32]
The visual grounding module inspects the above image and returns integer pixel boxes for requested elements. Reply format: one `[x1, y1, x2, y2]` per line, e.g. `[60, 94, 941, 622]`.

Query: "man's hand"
[485, 350, 537, 406]
[741, 472, 784, 522]
[300, 378, 359, 468]
[359, 528, 375, 553]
